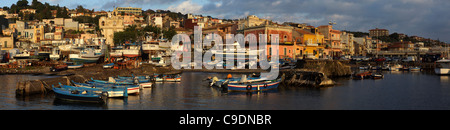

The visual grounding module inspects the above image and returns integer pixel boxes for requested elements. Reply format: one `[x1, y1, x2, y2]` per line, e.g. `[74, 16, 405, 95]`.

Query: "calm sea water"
[1, 71, 450, 110]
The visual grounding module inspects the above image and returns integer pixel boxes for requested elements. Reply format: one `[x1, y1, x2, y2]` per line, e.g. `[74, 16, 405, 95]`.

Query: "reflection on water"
[441, 76, 449, 83]
[1, 71, 450, 110]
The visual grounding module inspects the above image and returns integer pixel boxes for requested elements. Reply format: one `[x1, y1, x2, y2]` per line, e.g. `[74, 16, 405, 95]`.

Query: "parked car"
[375, 57, 386, 62]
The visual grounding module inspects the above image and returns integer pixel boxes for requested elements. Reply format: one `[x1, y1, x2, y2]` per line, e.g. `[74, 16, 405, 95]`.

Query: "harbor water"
[1, 71, 450, 110]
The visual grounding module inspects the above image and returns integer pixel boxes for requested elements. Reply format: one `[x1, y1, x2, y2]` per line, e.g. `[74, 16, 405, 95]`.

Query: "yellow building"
[113, 7, 142, 16]
[0, 35, 15, 50]
[293, 28, 325, 59]
[33, 25, 44, 43]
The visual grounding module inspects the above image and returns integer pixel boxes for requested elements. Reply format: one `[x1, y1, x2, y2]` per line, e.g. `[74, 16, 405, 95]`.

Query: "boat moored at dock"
[52, 86, 107, 103]
[226, 78, 282, 92]
[435, 59, 450, 75]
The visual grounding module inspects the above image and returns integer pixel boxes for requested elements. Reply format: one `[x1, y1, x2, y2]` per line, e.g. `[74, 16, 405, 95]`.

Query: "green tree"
[56, 7, 70, 18]
[163, 27, 177, 40]
[76, 5, 86, 13]
[17, 0, 29, 8]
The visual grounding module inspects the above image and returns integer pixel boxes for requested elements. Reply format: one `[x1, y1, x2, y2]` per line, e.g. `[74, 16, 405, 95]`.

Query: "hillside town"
[1, 1, 449, 65]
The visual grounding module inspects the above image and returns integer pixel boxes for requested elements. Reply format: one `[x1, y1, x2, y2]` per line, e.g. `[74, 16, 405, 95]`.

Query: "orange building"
[243, 25, 294, 59]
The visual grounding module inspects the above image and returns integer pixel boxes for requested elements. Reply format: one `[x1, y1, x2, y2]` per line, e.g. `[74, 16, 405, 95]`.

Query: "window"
[269, 47, 272, 56]
[4, 41, 7, 48]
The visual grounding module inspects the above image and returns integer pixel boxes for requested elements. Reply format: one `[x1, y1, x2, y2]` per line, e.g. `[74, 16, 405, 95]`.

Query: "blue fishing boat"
[226, 78, 282, 92]
[113, 76, 153, 88]
[103, 63, 114, 69]
[114, 77, 151, 83]
[52, 86, 107, 103]
[209, 74, 263, 87]
[88, 78, 141, 94]
[65, 82, 128, 98]
[90, 78, 135, 85]
[117, 75, 149, 80]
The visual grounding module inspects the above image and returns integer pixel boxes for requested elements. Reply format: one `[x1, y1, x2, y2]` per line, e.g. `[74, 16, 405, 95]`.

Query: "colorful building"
[242, 24, 294, 59]
[293, 28, 325, 59]
[318, 25, 342, 58]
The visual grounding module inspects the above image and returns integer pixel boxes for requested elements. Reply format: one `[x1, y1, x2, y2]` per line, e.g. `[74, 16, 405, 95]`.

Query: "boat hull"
[53, 88, 105, 103]
[139, 82, 153, 88]
[103, 63, 114, 69]
[435, 68, 450, 75]
[68, 64, 83, 69]
[70, 58, 99, 63]
[227, 79, 281, 92]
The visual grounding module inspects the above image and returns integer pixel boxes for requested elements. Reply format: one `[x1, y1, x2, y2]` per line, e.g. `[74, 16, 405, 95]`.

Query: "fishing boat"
[115, 76, 153, 88]
[226, 78, 282, 92]
[14, 50, 31, 59]
[164, 75, 182, 82]
[69, 48, 101, 63]
[110, 46, 124, 57]
[67, 82, 128, 97]
[435, 59, 450, 75]
[390, 64, 403, 71]
[353, 71, 372, 80]
[68, 63, 83, 69]
[372, 73, 384, 79]
[89, 78, 141, 94]
[409, 67, 421, 71]
[209, 74, 263, 87]
[381, 64, 391, 71]
[50, 64, 68, 72]
[50, 48, 61, 61]
[114, 77, 151, 83]
[152, 74, 182, 82]
[152, 56, 170, 67]
[52, 86, 107, 103]
[103, 63, 114, 69]
[359, 66, 370, 70]
[122, 43, 141, 58]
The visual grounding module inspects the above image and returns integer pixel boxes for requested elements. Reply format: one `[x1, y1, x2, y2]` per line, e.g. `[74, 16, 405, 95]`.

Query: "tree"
[17, 0, 29, 8]
[76, 5, 87, 13]
[163, 27, 177, 40]
[56, 7, 70, 18]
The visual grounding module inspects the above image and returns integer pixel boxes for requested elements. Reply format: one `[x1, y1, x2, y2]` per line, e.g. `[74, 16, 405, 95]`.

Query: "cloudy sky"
[2, 0, 449, 42]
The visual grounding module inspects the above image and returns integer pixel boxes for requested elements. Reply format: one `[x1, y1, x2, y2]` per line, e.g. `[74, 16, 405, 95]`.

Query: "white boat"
[110, 46, 123, 57]
[69, 48, 102, 63]
[390, 64, 403, 71]
[435, 59, 450, 75]
[409, 67, 421, 71]
[68, 64, 83, 69]
[152, 56, 170, 67]
[50, 48, 61, 61]
[123, 44, 141, 58]
[14, 50, 31, 59]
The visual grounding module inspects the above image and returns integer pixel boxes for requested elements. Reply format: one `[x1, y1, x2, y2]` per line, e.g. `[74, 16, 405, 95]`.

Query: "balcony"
[306, 43, 319, 47]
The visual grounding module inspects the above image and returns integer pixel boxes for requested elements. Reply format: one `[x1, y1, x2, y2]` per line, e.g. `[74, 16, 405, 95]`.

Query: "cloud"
[167, 0, 203, 14]
[101, 0, 182, 10]
[45, 0, 450, 42]
[196, 0, 450, 42]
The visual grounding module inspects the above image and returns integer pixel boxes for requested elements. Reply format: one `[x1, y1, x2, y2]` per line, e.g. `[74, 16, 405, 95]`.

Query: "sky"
[1, 0, 449, 43]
